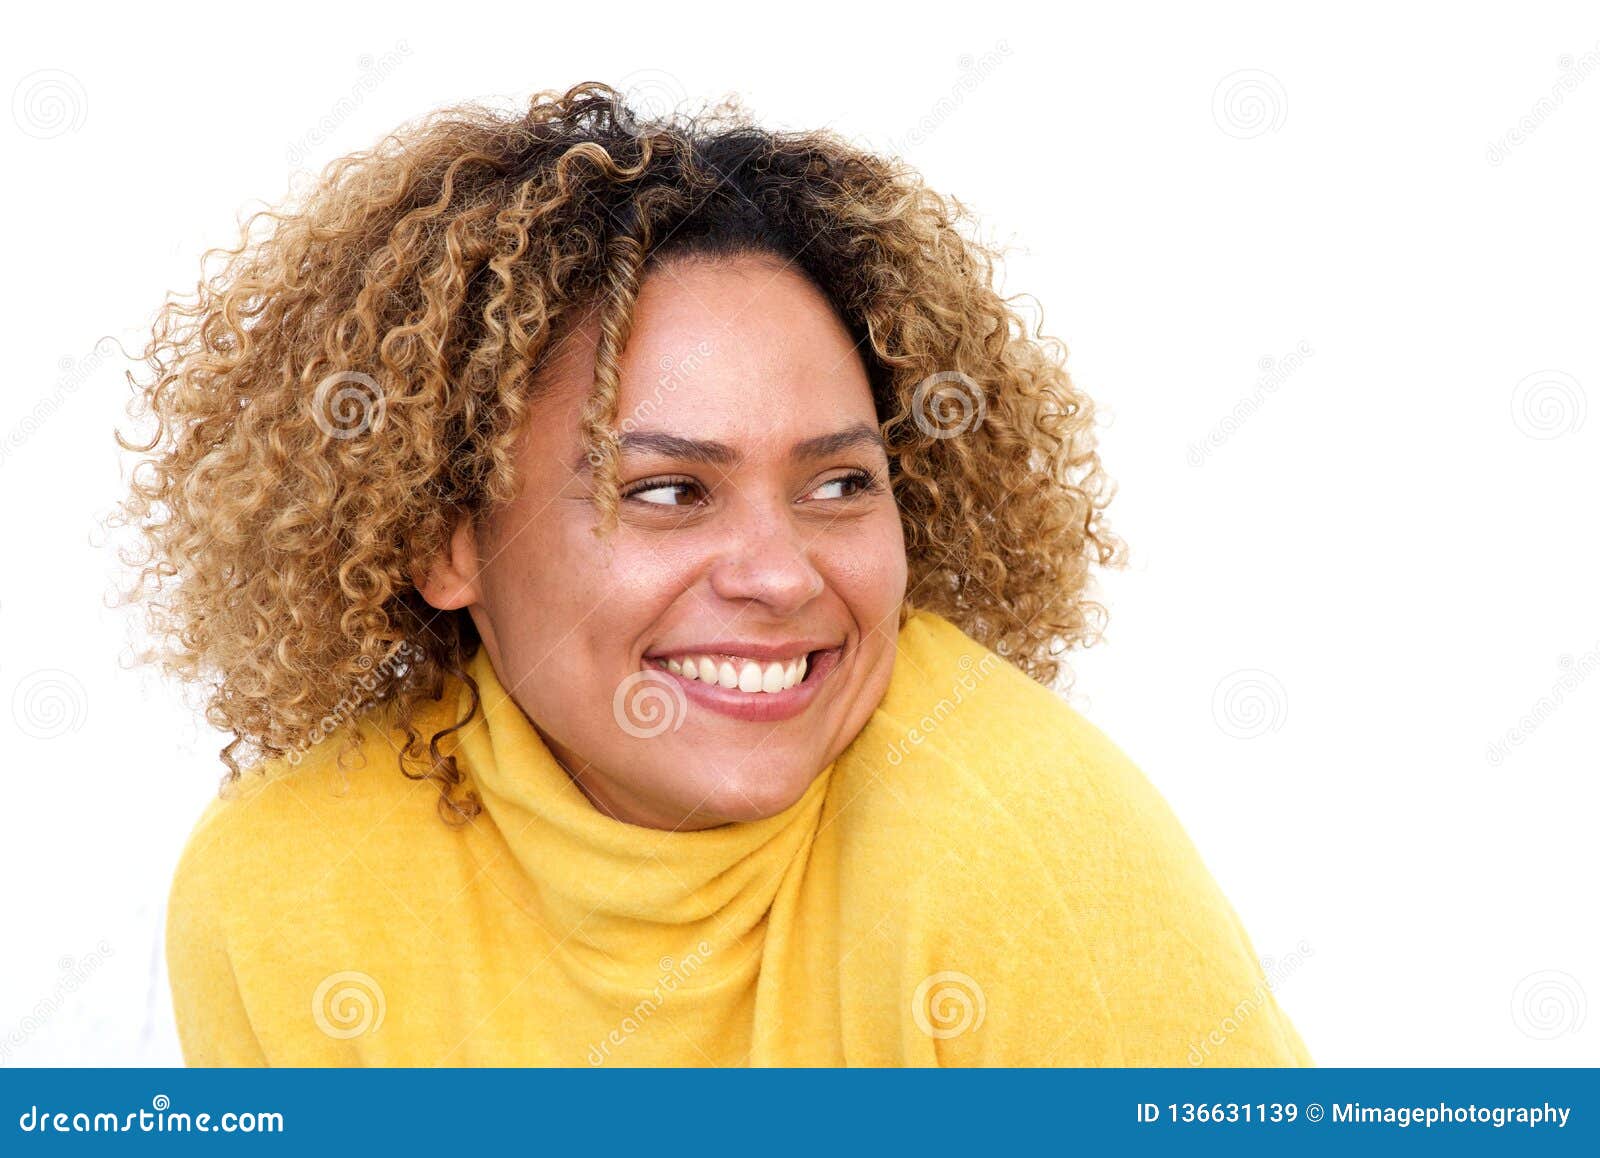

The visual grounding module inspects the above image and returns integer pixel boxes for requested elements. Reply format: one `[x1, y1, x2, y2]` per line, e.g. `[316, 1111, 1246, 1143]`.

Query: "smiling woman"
[115, 81, 1311, 1067]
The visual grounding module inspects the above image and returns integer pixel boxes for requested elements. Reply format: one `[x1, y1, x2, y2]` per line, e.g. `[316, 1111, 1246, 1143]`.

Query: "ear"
[412, 513, 484, 611]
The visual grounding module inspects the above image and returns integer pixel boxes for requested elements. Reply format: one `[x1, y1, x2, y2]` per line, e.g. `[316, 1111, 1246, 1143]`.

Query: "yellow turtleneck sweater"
[166, 609, 1312, 1066]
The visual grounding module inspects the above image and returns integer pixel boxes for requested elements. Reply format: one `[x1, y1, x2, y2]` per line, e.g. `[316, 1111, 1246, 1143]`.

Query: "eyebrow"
[574, 421, 887, 473]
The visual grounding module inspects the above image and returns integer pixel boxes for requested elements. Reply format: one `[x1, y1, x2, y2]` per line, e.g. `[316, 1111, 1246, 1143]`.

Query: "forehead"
[532, 254, 877, 455]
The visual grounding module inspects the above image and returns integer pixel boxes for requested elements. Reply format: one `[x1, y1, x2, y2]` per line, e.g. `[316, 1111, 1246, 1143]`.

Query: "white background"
[2, 0, 1596, 1066]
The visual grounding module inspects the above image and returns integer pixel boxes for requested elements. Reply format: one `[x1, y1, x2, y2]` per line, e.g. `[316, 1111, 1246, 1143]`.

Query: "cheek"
[477, 513, 663, 697]
[823, 513, 909, 614]
[597, 539, 704, 639]
[500, 543, 698, 767]
[503, 510, 688, 635]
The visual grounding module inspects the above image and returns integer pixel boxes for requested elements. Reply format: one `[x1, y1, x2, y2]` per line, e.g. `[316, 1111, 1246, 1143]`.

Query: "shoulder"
[836, 608, 1183, 885]
[166, 696, 462, 946]
[829, 610, 1311, 1064]
[164, 697, 473, 1065]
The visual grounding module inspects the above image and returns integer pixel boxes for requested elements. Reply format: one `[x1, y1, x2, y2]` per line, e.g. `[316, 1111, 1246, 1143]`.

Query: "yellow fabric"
[166, 608, 1313, 1066]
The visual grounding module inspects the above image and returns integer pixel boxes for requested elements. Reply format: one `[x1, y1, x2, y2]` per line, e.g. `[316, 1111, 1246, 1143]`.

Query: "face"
[417, 252, 908, 830]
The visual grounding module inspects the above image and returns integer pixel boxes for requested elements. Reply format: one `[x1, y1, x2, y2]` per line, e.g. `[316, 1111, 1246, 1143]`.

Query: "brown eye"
[808, 469, 880, 501]
[622, 477, 703, 507]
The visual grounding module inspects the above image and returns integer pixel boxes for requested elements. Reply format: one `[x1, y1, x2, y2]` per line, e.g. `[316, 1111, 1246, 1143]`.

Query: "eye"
[808, 469, 882, 501]
[621, 476, 704, 507]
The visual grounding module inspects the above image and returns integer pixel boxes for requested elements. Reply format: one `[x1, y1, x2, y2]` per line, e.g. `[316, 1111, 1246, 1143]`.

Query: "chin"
[691, 761, 820, 824]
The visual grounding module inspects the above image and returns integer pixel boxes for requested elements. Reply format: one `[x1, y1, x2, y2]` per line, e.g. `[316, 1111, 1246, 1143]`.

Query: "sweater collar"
[446, 641, 838, 985]
[440, 609, 969, 987]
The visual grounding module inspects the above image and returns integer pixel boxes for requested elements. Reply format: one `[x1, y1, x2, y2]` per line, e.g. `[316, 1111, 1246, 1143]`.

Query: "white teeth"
[650, 650, 816, 694]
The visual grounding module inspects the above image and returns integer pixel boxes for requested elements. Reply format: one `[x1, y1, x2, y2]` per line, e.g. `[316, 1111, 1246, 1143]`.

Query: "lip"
[645, 645, 845, 723]
[644, 639, 840, 663]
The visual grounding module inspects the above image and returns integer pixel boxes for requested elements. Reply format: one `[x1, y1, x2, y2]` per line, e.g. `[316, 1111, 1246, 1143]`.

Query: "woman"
[119, 82, 1312, 1066]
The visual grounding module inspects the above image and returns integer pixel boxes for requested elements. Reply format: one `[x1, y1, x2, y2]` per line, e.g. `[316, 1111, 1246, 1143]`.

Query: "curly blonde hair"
[112, 81, 1125, 823]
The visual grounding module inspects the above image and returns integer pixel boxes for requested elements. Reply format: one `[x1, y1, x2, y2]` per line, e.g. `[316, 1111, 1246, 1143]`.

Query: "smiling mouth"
[645, 647, 840, 696]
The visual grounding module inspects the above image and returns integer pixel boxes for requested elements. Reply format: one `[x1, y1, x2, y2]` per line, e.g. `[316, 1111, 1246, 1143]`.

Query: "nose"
[707, 503, 826, 614]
